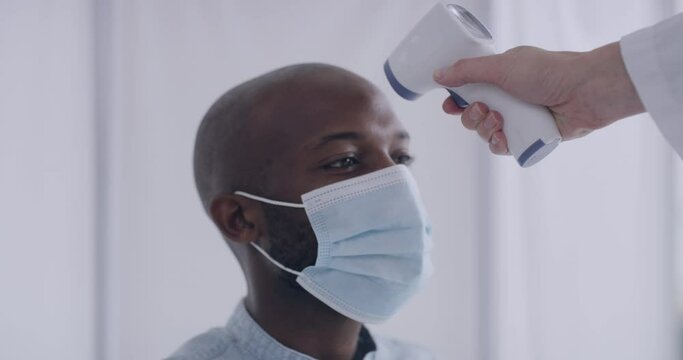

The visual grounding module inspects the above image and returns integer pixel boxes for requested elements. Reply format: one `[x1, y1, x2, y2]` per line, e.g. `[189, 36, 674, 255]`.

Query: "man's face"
[248, 81, 413, 271]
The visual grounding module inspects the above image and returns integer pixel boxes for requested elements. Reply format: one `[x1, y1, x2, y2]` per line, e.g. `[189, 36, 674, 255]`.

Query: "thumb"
[433, 54, 507, 88]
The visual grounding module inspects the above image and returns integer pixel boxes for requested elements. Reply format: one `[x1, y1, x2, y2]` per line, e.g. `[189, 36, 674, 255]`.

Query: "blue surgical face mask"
[234, 164, 433, 324]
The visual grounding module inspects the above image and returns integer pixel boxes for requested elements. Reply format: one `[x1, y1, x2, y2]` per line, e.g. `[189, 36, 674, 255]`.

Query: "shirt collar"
[226, 300, 376, 360]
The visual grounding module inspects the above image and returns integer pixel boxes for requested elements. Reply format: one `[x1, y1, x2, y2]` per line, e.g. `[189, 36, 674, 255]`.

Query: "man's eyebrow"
[312, 130, 410, 149]
[397, 130, 410, 140]
[314, 131, 363, 148]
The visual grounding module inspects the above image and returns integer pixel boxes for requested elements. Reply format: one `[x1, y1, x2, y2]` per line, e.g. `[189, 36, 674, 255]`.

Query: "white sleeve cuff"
[620, 13, 683, 158]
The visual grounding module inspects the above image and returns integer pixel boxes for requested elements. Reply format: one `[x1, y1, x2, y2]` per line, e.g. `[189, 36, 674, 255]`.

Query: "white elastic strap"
[234, 191, 305, 208]
[250, 242, 303, 276]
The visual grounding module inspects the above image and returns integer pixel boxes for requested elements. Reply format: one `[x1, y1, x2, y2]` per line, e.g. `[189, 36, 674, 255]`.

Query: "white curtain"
[1, 1, 680, 360]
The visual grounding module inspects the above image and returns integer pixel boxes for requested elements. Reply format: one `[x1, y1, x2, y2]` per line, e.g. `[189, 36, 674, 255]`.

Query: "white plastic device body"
[384, 2, 561, 167]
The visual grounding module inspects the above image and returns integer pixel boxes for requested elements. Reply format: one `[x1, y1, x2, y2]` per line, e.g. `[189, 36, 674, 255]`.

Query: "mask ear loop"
[234, 191, 305, 276]
[250, 243, 303, 276]
[234, 191, 305, 208]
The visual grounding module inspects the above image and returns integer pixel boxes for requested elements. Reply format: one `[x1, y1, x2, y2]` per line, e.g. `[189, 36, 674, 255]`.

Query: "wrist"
[576, 42, 645, 129]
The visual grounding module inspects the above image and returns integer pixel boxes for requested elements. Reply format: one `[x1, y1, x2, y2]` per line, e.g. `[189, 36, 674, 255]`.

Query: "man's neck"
[245, 278, 364, 360]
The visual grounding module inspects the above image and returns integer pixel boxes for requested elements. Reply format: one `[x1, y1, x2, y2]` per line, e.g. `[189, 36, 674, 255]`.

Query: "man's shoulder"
[164, 327, 244, 360]
[372, 334, 436, 360]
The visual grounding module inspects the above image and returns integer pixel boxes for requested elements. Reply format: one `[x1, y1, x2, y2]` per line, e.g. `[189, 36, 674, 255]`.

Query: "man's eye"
[395, 154, 414, 165]
[325, 156, 360, 169]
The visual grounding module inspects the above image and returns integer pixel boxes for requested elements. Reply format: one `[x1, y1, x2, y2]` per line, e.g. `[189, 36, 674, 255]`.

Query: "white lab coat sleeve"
[620, 13, 683, 158]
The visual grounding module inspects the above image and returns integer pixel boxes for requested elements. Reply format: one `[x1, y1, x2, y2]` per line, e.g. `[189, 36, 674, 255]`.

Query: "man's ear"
[209, 195, 262, 244]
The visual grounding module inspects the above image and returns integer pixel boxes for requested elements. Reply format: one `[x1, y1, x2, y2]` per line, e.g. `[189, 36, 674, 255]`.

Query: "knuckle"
[461, 109, 477, 129]
[461, 116, 473, 129]
[478, 127, 491, 142]
[490, 111, 504, 128]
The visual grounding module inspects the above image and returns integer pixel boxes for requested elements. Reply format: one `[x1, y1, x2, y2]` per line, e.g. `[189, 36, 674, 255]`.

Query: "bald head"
[193, 63, 383, 211]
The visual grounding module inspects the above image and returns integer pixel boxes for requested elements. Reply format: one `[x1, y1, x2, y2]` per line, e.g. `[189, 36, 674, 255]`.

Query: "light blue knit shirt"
[166, 300, 434, 360]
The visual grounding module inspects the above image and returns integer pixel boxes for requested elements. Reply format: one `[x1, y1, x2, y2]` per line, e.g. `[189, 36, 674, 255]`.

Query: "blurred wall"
[0, 1, 95, 360]
[485, 1, 683, 359]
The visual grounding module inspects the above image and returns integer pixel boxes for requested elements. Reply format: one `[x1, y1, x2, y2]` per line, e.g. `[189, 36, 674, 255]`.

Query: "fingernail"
[470, 104, 484, 122]
[433, 68, 445, 81]
[491, 133, 500, 145]
[483, 114, 495, 129]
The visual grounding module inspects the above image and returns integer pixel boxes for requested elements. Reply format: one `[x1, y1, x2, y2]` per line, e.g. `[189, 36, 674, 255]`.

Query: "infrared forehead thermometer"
[384, 3, 561, 167]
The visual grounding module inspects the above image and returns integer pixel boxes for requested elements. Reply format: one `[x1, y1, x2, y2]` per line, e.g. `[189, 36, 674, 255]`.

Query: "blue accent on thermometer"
[517, 139, 546, 167]
[446, 89, 470, 108]
[383, 61, 421, 100]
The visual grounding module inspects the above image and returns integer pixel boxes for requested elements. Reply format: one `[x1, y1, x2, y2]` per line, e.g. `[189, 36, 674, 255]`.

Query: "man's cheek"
[295, 220, 318, 267]
[264, 206, 317, 270]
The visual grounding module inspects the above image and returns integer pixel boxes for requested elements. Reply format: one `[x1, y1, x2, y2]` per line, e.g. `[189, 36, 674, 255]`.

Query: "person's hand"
[433, 42, 645, 155]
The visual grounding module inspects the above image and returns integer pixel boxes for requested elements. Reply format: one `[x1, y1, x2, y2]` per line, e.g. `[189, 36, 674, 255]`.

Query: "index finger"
[442, 96, 465, 115]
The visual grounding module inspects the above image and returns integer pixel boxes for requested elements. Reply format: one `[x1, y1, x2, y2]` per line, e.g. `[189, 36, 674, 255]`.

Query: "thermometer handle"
[448, 84, 561, 167]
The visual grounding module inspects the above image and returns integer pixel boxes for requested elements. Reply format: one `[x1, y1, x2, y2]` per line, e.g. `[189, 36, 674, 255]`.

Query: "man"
[167, 63, 434, 360]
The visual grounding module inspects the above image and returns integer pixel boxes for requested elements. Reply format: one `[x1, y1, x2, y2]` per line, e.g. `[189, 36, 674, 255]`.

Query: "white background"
[1, 1, 682, 360]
